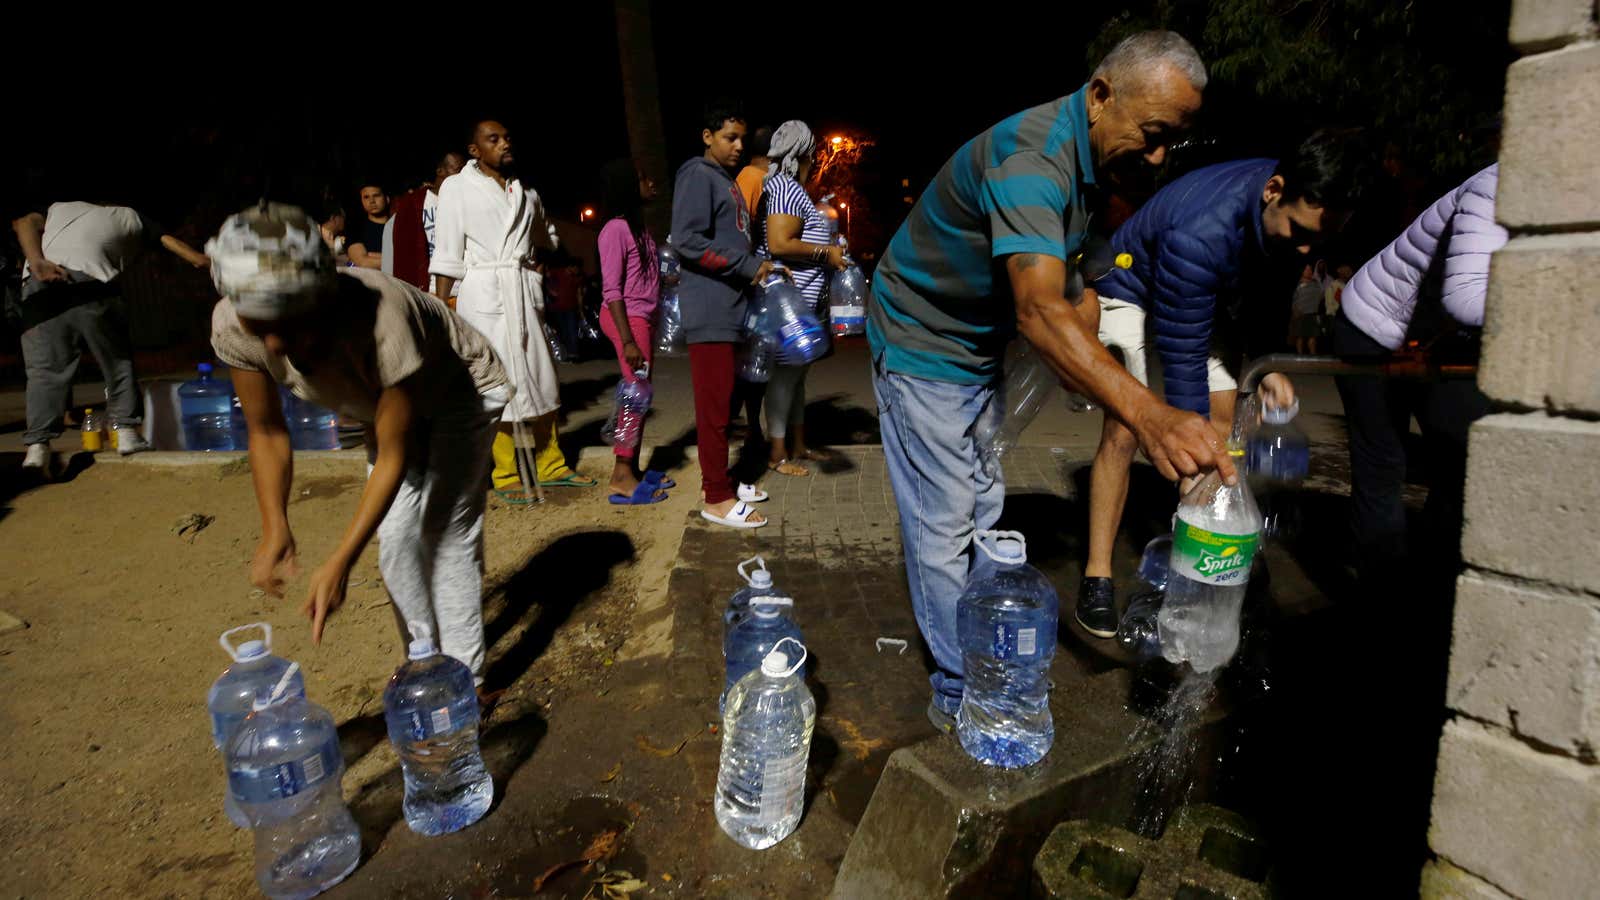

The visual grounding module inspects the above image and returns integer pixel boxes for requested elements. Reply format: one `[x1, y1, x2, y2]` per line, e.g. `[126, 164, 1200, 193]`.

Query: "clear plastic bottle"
[723, 556, 788, 627]
[208, 623, 306, 828]
[282, 389, 340, 452]
[829, 264, 867, 337]
[1246, 399, 1310, 539]
[722, 596, 804, 710]
[757, 272, 828, 366]
[227, 667, 361, 899]
[714, 638, 815, 849]
[1158, 469, 1263, 673]
[975, 342, 1058, 478]
[658, 241, 681, 287]
[737, 290, 777, 384]
[179, 363, 235, 451]
[608, 374, 653, 452]
[653, 288, 685, 357]
[956, 530, 1059, 768]
[382, 624, 492, 836]
[1117, 534, 1174, 662]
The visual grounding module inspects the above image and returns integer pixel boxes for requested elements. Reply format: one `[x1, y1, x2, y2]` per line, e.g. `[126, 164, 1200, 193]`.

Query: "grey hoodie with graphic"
[669, 156, 761, 343]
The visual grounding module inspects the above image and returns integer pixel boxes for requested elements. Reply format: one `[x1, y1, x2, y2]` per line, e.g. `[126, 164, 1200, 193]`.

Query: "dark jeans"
[21, 292, 143, 445]
[1332, 311, 1489, 581]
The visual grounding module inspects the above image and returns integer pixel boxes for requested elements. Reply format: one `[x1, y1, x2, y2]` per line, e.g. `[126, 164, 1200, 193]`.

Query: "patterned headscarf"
[206, 203, 336, 320]
[766, 120, 816, 180]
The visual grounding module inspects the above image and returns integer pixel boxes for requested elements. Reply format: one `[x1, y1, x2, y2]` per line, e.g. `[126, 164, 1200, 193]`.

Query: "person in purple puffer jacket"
[1333, 163, 1504, 583]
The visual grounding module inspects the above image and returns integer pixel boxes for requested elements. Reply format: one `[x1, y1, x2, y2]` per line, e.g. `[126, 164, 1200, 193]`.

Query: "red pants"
[688, 342, 736, 504]
[599, 306, 654, 460]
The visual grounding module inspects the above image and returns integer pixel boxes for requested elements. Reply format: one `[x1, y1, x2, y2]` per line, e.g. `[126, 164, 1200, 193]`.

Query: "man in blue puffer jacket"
[1076, 129, 1373, 637]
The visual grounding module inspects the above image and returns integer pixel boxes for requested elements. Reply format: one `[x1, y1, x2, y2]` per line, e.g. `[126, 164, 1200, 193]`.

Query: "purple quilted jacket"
[1342, 164, 1506, 350]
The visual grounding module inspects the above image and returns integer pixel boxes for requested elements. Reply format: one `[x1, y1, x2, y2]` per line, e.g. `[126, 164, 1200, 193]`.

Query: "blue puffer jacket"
[1095, 159, 1276, 415]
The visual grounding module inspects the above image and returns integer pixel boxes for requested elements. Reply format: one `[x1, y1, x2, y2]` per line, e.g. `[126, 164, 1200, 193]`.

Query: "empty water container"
[737, 291, 776, 384]
[659, 241, 681, 287]
[714, 637, 815, 849]
[180, 363, 234, 451]
[283, 389, 340, 451]
[956, 530, 1058, 768]
[208, 623, 306, 828]
[723, 556, 788, 627]
[653, 288, 685, 357]
[757, 273, 828, 366]
[227, 666, 361, 899]
[382, 624, 492, 836]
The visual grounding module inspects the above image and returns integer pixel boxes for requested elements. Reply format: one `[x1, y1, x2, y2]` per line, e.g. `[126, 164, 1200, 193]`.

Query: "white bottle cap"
[761, 650, 790, 677]
[994, 538, 1025, 563]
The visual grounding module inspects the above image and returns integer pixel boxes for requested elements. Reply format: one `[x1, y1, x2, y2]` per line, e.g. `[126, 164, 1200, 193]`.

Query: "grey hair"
[1092, 30, 1208, 93]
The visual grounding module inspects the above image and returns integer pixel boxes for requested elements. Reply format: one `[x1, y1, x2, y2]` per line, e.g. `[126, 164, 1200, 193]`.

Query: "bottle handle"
[219, 622, 271, 662]
[770, 636, 808, 677]
[973, 529, 1027, 563]
[737, 555, 767, 586]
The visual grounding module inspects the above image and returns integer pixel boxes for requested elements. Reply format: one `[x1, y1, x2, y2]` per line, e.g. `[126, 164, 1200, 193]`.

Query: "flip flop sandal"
[737, 483, 769, 503]
[768, 459, 810, 477]
[642, 470, 677, 490]
[492, 485, 534, 505]
[609, 482, 669, 505]
[701, 500, 767, 529]
[539, 472, 599, 488]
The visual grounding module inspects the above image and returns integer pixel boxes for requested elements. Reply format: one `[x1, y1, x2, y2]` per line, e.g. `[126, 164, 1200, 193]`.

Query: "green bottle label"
[1172, 519, 1260, 586]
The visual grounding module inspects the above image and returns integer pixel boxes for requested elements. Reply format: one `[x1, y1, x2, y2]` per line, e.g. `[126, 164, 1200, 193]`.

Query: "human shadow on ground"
[0, 450, 97, 524]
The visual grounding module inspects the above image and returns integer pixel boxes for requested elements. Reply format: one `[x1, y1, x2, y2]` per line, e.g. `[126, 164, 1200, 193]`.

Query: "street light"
[830, 136, 843, 146]
[581, 207, 595, 222]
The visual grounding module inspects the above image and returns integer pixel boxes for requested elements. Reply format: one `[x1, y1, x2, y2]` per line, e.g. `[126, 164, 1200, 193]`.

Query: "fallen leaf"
[587, 870, 648, 898]
[635, 733, 692, 757]
[528, 827, 623, 893]
[599, 762, 622, 783]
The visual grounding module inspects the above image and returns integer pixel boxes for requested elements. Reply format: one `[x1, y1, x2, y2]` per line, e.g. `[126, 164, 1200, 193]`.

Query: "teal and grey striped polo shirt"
[868, 85, 1098, 384]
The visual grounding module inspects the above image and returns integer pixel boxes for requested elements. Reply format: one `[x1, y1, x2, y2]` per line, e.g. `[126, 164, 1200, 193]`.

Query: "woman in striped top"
[756, 120, 849, 476]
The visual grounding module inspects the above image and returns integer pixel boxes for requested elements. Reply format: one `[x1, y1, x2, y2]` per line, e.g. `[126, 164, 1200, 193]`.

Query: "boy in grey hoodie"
[670, 102, 778, 528]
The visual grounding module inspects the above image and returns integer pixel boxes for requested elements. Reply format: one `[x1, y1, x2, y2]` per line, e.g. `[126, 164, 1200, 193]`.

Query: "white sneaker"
[23, 442, 51, 470]
[116, 429, 152, 456]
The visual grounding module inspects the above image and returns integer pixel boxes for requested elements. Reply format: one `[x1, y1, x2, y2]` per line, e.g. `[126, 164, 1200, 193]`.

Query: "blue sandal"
[609, 481, 669, 505]
[643, 470, 677, 490]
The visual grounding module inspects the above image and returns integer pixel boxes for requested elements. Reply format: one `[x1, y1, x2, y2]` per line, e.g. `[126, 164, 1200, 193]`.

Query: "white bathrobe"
[430, 161, 561, 421]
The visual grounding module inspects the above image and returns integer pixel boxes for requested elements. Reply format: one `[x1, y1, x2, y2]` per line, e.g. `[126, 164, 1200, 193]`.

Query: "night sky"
[5, 2, 1504, 266]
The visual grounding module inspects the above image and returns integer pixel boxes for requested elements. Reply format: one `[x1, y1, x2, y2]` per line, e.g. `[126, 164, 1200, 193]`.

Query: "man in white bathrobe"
[431, 119, 594, 501]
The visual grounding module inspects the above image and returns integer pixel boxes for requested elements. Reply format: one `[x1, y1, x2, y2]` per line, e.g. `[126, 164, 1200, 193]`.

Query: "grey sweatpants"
[22, 295, 143, 445]
[764, 365, 809, 440]
[372, 386, 506, 682]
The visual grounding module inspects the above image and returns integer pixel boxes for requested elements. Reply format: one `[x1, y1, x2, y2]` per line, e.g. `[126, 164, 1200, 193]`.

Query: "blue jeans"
[872, 358, 1004, 715]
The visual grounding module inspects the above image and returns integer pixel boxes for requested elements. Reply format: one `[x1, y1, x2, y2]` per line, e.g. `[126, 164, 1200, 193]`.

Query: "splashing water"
[1126, 668, 1220, 838]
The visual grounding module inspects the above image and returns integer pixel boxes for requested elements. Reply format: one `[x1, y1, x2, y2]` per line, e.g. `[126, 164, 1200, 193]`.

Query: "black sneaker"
[1076, 577, 1119, 639]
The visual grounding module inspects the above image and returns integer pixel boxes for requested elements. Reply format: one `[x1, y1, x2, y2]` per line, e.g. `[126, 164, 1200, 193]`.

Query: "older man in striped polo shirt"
[868, 30, 1238, 729]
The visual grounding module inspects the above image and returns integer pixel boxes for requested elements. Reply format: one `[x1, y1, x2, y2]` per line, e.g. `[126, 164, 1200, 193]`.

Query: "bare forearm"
[161, 235, 209, 268]
[1018, 300, 1159, 427]
[607, 300, 632, 343]
[13, 213, 46, 262]
[248, 428, 294, 536]
[767, 234, 834, 265]
[348, 246, 382, 269]
[434, 276, 456, 307]
[330, 451, 404, 566]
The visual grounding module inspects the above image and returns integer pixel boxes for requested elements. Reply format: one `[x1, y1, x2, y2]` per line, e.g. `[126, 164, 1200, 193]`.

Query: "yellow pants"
[490, 412, 576, 489]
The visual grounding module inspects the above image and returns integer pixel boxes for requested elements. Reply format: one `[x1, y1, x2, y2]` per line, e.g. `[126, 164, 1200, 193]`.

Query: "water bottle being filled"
[180, 363, 235, 451]
[956, 530, 1059, 768]
[382, 623, 493, 836]
[1246, 398, 1310, 539]
[208, 623, 307, 828]
[226, 665, 361, 899]
[1159, 466, 1263, 673]
[715, 637, 816, 850]
[723, 595, 803, 711]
